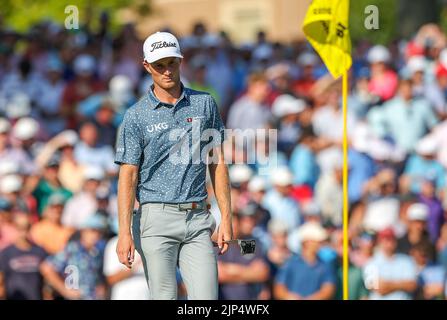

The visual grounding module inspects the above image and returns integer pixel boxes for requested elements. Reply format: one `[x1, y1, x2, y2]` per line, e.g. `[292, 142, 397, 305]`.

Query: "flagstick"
[342, 71, 349, 300]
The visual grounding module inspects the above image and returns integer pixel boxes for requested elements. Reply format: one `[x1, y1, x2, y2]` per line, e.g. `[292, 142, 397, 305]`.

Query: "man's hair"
[247, 72, 267, 86]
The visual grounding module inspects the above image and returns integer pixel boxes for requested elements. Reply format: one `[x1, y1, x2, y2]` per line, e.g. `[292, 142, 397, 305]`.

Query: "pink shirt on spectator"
[368, 70, 399, 101]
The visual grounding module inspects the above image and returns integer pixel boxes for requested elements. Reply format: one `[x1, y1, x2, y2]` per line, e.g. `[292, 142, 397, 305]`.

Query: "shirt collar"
[147, 82, 188, 109]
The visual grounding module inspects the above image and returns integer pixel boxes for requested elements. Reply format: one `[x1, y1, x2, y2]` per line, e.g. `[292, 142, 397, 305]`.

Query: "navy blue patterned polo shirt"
[114, 84, 225, 204]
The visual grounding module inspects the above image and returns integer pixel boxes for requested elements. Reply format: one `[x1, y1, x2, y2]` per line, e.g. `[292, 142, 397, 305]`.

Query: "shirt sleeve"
[114, 109, 143, 166]
[320, 262, 337, 286]
[45, 243, 71, 274]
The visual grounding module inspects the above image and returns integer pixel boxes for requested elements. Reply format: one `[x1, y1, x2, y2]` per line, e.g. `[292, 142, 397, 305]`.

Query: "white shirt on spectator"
[103, 236, 150, 300]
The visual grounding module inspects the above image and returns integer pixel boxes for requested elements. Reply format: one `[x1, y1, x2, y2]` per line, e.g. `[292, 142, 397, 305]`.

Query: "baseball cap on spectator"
[0, 118, 11, 134]
[109, 75, 133, 106]
[239, 202, 258, 217]
[248, 176, 267, 193]
[96, 187, 110, 200]
[74, 54, 96, 75]
[46, 152, 61, 167]
[297, 52, 318, 66]
[298, 221, 328, 242]
[270, 167, 293, 187]
[58, 130, 78, 147]
[302, 200, 321, 217]
[143, 31, 183, 63]
[407, 203, 429, 221]
[268, 219, 289, 234]
[0, 160, 20, 176]
[272, 95, 306, 118]
[415, 136, 438, 156]
[81, 214, 107, 231]
[46, 56, 63, 72]
[266, 63, 289, 80]
[12, 117, 39, 141]
[229, 164, 253, 187]
[367, 45, 391, 64]
[84, 166, 105, 181]
[407, 56, 426, 75]
[377, 227, 396, 241]
[0, 197, 12, 212]
[0, 175, 22, 193]
[6, 93, 31, 119]
[46, 193, 66, 207]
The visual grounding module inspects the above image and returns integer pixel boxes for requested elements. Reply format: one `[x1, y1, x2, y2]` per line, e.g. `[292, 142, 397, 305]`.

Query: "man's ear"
[142, 60, 152, 74]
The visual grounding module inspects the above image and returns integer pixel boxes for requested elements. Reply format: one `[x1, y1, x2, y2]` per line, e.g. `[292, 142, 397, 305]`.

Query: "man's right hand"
[116, 233, 135, 269]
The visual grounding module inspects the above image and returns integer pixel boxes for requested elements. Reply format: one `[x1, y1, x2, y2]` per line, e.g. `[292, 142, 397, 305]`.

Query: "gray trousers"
[132, 202, 218, 300]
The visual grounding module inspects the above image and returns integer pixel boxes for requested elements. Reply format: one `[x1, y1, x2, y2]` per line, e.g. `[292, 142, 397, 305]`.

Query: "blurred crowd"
[1, 13, 447, 300]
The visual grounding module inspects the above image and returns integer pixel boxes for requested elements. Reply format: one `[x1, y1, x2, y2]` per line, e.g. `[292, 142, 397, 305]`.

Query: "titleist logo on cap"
[150, 41, 177, 52]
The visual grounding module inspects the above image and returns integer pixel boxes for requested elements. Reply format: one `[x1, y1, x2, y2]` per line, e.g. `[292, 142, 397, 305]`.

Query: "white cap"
[229, 165, 253, 184]
[407, 56, 426, 75]
[12, 117, 39, 140]
[58, 130, 79, 146]
[297, 52, 318, 66]
[268, 219, 289, 234]
[0, 175, 22, 193]
[272, 95, 306, 118]
[367, 45, 391, 64]
[407, 203, 429, 221]
[143, 32, 183, 63]
[270, 167, 294, 187]
[302, 200, 321, 216]
[84, 166, 105, 181]
[248, 176, 267, 192]
[109, 75, 133, 94]
[415, 137, 438, 156]
[73, 54, 96, 74]
[0, 161, 20, 176]
[6, 93, 31, 119]
[298, 222, 328, 242]
[0, 118, 11, 134]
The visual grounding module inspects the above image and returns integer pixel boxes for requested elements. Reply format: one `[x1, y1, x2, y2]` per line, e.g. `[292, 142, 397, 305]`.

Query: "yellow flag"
[302, 0, 352, 79]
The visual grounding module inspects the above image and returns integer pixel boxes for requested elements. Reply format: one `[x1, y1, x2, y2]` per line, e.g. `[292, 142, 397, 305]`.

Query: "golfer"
[115, 31, 232, 300]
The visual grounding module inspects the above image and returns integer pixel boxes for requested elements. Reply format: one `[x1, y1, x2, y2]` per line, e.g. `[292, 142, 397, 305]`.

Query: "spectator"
[368, 79, 438, 153]
[30, 193, 74, 255]
[103, 218, 149, 300]
[274, 222, 336, 300]
[62, 166, 105, 229]
[410, 242, 445, 300]
[40, 214, 107, 300]
[363, 228, 417, 300]
[262, 167, 301, 230]
[367, 45, 398, 101]
[418, 175, 445, 244]
[397, 203, 436, 263]
[74, 121, 118, 176]
[0, 213, 47, 299]
[60, 54, 105, 129]
[0, 198, 18, 251]
[32, 153, 72, 216]
[218, 212, 270, 300]
[401, 137, 446, 194]
[227, 72, 271, 131]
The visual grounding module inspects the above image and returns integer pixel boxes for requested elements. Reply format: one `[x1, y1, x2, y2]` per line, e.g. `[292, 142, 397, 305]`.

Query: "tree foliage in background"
[1, 0, 151, 32]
